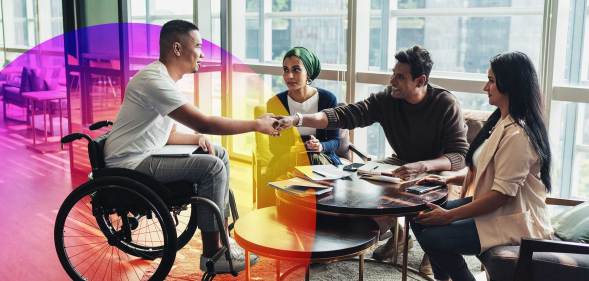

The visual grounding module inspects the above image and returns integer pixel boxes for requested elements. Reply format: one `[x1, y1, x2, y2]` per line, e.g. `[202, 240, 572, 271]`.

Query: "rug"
[167, 232, 485, 281]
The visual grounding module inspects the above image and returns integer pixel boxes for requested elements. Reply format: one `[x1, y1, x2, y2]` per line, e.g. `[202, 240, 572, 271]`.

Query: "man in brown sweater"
[276, 45, 469, 266]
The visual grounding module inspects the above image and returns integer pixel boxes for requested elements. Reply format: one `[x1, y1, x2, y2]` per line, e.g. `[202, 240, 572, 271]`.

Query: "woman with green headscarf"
[266, 46, 341, 165]
[257, 47, 341, 208]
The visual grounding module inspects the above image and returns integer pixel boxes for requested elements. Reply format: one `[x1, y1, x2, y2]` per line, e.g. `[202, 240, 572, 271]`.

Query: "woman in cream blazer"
[412, 52, 554, 281]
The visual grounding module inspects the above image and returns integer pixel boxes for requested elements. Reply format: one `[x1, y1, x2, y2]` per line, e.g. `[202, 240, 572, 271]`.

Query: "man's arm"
[391, 155, 452, 180]
[166, 124, 216, 154]
[421, 155, 452, 172]
[169, 104, 278, 135]
[166, 124, 199, 144]
[278, 92, 384, 130]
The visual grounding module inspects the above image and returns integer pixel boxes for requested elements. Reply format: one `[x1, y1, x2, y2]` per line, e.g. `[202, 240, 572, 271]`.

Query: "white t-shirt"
[104, 61, 188, 169]
[287, 92, 319, 136]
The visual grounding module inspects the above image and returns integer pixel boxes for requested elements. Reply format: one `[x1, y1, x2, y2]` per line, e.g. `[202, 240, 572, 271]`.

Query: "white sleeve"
[149, 78, 188, 117]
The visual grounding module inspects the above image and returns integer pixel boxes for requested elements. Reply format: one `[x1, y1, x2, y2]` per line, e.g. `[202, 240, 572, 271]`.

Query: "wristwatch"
[295, 112, 303, 127]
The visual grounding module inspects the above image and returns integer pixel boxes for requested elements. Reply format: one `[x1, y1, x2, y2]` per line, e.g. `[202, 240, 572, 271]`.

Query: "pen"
[313, 170, 326, 177]
[372, 165, 379, 170]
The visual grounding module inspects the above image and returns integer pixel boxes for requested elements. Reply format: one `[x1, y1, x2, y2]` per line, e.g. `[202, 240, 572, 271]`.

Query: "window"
[238, 0, 347, 65]
[6, 0, 588, 199]
[364, 0, 544, 74]
[3, 0, 35, 48]
[548, 0, 589, 200]
[0, 0, 63, 64]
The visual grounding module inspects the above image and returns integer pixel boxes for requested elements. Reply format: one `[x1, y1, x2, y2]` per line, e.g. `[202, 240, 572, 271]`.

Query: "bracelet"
[295, 112, 303, 127]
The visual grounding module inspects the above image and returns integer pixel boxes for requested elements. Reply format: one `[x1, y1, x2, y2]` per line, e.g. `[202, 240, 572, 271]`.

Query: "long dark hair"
[465, 51, 552, 192]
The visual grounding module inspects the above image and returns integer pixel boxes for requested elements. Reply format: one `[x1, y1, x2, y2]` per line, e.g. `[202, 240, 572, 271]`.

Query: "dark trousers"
[411, 197, 481, 281]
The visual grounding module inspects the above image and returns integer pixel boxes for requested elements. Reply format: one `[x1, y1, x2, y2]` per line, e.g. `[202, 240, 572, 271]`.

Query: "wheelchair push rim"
[54, 177, 177, 281]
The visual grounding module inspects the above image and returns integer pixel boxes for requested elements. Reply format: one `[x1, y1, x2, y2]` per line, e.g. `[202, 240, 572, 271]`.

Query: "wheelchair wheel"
[93, 196, 197, 258]
[54, 176, 177, 281]
[172, 203, 198, 250]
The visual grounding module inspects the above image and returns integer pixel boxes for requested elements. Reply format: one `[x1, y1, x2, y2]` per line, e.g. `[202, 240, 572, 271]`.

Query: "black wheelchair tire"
[54, 176, 177, 281]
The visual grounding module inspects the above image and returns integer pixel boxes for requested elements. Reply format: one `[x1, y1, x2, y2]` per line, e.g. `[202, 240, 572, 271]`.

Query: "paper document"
[357, 161, 399, 176]
[295, 165, 352, 181]
[269, 177, 333, 197]
[357, 161, 404, 184]
[151, 145, 201, 157]
[360, 174, 402, 183]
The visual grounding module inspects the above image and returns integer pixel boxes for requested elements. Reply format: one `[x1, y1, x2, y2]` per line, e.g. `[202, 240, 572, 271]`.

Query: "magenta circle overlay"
[0, 22, 251, 104]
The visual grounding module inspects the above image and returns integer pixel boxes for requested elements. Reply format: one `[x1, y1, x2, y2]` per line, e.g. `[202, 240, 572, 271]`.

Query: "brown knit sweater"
[322, 84, 468, 170]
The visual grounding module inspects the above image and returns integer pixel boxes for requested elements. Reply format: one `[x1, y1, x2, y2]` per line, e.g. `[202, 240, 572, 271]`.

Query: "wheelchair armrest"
[514, 238, 589, 281]
[348, 143, 372, 162]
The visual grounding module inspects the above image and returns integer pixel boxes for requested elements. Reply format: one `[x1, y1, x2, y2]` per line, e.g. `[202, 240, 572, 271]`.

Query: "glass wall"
[0, 0, 63, 65]
[366, 0, 543, 73]
[4, 0, 589, 199]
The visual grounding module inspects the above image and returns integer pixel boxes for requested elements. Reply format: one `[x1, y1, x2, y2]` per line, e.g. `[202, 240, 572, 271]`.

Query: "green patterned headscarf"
[283, 47, 321, 82]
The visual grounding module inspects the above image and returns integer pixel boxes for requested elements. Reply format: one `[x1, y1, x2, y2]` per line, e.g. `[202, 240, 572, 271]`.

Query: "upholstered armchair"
[2, 67, 58, 122]
[2, 67, 32, 121]
[480, 198, 589, 281]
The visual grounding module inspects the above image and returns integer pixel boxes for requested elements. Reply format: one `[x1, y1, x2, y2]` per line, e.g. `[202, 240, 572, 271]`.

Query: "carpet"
[167, 233, 485, 281]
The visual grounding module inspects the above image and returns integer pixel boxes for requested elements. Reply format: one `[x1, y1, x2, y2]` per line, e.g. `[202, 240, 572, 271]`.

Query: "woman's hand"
[416, 202, 454, 225]
[305, 135, 323, 152]
[195, 134, 215, 155]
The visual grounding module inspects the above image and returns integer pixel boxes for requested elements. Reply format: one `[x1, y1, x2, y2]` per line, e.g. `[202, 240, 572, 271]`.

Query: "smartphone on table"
[405, 181, 444, 194]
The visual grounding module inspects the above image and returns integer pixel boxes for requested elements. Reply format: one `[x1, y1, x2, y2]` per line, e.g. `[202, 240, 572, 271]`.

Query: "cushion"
[479, 244, 589, 281]
[531, 251, 589, 281]
[28, 69, 49, 91]
[552, 202, 589, 243]
[479, 245, 519, 281]
[463, 109, 490, 144]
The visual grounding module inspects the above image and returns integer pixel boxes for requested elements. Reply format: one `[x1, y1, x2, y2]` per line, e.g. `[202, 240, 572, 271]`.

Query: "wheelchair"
[54, 120, 240, 281]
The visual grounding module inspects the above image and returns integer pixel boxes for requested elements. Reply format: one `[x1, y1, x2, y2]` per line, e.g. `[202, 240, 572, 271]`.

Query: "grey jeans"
[135, 144, 230, 232]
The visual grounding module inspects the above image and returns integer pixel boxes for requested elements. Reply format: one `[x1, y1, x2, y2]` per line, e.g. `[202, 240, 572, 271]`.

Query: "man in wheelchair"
[103, 20, 280, 273]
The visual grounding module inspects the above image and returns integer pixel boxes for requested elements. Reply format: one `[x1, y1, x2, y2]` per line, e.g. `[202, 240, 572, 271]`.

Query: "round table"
[275, 174, 448, 281]
[276, 174, 448, 216]
[237, 173, 448, 281]
[234, 207, 380, 281]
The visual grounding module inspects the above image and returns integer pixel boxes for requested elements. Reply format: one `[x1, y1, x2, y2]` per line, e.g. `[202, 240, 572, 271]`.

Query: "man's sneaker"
[199, 237, 259, 274]
[372, 235, 414, 261]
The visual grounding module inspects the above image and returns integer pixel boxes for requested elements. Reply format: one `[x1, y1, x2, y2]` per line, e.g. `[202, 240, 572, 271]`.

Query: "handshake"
[255, 114, 300, 137]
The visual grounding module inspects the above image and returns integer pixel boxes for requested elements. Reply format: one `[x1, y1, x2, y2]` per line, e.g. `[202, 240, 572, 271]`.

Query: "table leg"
[58, 98, 63, 145]
[402, 217, 410, 281]
[245, 249, 251, 281]
[43, 100, 48, 143]
[359, 254, 364, 281]
[49, 101, 54, 137]
[31, 100, 36, 146]
[392, 217, 399, 265]
[276, 260, 280, 281]
[305, 265, 310, 281]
